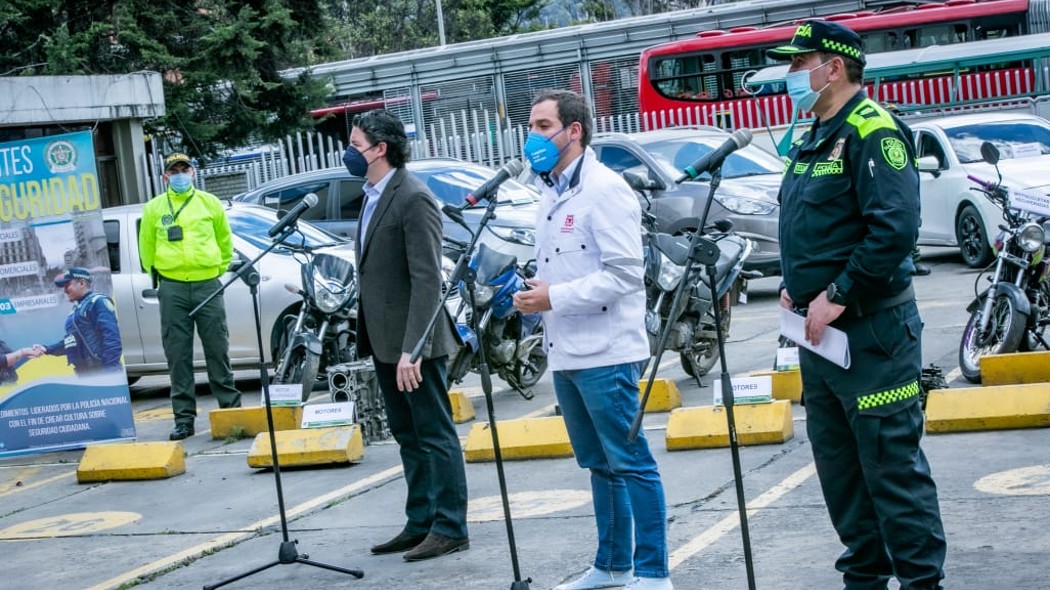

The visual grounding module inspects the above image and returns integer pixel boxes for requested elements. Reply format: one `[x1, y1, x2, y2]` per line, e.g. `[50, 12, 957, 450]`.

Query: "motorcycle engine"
[669, 321, 693, 351]
[328, 359, 388, 444]
[489, 340, 517, 365]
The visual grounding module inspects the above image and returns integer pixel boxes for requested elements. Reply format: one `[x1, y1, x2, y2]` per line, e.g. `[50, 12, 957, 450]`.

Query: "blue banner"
[0, 130, 135, 458]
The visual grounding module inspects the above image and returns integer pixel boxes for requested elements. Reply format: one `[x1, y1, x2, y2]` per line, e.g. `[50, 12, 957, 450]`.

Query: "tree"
[0, 0, 343, 160]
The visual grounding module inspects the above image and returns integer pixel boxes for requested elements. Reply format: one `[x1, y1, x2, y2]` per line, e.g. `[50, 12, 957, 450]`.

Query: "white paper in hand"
[778, 307, 851, 369]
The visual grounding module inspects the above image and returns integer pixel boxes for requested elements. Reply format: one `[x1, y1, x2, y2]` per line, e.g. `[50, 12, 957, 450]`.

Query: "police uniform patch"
[881, 137, 907, 171]
[829, 138, 845, 161]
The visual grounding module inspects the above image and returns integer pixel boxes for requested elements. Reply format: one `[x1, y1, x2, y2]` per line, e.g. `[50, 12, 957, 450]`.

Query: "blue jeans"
[553, 362, 669, 578]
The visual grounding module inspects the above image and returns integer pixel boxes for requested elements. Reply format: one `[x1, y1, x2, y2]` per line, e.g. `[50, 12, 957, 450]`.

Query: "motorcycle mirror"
[980, 141, 1001, 166]
[523, 260, 537, 279]
[652, 233, 692, 267]
[441, 204, 474, 236]
[622, 171, 649, 192]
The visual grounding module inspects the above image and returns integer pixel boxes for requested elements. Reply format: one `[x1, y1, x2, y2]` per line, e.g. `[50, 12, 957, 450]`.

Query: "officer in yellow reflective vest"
[139, 153, 241, 441]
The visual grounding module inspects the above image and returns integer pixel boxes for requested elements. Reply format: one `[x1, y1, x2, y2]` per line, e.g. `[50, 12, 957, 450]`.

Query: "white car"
[102, 202, 356, 383]
[913, 113, 1050, 267]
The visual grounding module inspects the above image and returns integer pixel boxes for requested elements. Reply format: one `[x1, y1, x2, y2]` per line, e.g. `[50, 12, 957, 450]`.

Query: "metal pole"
[436, 0, 447, 46]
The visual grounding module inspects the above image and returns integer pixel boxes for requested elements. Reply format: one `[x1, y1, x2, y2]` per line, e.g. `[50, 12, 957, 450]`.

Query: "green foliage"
[0, 0, 342, 160]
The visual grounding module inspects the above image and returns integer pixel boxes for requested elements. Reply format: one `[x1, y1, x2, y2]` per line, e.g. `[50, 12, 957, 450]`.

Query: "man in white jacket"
[513, 89, 673, 590]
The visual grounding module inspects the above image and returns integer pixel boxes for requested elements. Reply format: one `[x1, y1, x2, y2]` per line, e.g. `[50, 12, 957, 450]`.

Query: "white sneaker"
[553, 566, 633, 590]
[624, 576, 674, 590]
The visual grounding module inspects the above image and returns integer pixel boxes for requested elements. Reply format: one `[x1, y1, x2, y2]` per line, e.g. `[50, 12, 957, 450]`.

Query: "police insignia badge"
[161, 214, 174, 225]
[881, 137, 907, 171]
[829, 138, 845, 161]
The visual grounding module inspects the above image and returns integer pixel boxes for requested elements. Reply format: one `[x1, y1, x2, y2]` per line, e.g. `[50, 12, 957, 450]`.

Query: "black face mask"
[343, 144, 375, 177]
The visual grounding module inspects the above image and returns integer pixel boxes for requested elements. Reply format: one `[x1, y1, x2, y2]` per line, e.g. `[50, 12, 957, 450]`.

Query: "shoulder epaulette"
[846, 99, 897, 139]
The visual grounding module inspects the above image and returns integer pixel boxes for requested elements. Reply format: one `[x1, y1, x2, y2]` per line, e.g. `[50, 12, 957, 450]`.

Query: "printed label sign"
[301, 402, 356, 428]
[266, 384, 303, 407]
[713, 375, 774, 406]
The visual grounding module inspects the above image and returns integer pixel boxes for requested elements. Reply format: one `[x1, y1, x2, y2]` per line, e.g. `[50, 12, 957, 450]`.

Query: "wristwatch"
[826, 281, 848, 306]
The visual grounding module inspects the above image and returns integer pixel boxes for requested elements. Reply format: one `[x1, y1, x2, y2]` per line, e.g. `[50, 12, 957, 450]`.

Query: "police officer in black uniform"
[769, 20, 946, 590]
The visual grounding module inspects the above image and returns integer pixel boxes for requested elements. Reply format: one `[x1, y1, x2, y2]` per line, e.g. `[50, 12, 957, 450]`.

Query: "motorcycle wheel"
[446, 348, 472, 387]
[273, 340, 321, 403]
[958, 294, 1026, 383]
[956, 205, 994, 269]
[513, 345, 548, 389]
[681, 293, 732, 378]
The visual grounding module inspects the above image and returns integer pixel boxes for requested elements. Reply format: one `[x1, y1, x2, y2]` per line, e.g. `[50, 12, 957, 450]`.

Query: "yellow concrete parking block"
[980, 350, 1050, 386]
[464, 416, 574, 462]
[665, 400, 794, 450]
[77, 442, 185, 483]
[925, 383, 1050, 433]
[247, 425, 364, 468]
[209, 406, 303, 440]
[638, 378, 683, 412]
[448, 390, 476, 423]
[751, 370, 803, 402]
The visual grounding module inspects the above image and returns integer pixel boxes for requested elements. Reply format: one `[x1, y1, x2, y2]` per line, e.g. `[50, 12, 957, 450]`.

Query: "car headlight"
[656, 252, 685, 291]
[459, 282, 495, 308]
[313, 275, 352, 313]
[714, 194, 777, 215]
[1017, 222, 1045, 252]
[487, 226, 536, 246]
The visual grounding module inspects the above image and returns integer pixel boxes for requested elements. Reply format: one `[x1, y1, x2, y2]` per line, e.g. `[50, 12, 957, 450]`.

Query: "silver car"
[103, 202, 355, 383]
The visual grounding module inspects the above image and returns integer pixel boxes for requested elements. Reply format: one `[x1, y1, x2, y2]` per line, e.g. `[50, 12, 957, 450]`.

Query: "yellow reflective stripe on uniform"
[846, 99, 897, 139]
[857, 380, 920, 411]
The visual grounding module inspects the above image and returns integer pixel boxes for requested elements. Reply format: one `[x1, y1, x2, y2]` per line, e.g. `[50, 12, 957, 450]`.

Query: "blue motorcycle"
[445, 240, 547, 399]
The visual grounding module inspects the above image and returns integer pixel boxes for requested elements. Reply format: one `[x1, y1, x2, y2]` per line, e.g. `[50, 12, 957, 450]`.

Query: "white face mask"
[785, 59, 832, 112]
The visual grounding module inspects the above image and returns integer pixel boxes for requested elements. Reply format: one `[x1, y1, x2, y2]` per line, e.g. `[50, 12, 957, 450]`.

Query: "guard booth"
[0, 73, 165, 207]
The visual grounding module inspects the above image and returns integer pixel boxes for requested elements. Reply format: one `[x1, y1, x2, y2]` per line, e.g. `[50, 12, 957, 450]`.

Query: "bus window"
[652, 54, 719, 101]
[862, 31, 903, 53]
[724, 48, 774, 98]
[906, 23, 968, 48]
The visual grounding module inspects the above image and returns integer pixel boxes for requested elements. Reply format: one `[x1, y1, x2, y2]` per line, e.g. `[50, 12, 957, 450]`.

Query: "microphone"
[457, 159, 525, 209]
[268, 192, 318, 237]
[675, 128, 753, 183]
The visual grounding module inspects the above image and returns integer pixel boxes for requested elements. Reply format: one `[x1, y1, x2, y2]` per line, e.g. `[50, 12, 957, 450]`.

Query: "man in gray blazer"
[345, 109, 469, 562]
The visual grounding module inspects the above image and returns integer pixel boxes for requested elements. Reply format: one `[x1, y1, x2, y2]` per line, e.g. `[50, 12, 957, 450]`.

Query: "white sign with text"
[301, 402, 356, 428]
[713, 375, 774, 406]
[265, 384, 303, 407]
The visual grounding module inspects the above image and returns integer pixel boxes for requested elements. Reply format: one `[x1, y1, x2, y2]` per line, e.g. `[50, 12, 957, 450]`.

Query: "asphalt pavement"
[2, 247, 1048, 590]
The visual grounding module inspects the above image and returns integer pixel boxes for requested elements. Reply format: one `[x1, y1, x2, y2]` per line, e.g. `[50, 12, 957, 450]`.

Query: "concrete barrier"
[448, 390, 476, 424]
[77, 441, 185, 483]
[925, 383, 1050, 433]
[464, 416, 574, 462]
[665, 400, 794, 450]
[979, 350, 1050, 386]
[247, 425, 364, 468]
[209, 406, 303, 440]
[638, 378, 683, 412]
[751, 370, 803, 402]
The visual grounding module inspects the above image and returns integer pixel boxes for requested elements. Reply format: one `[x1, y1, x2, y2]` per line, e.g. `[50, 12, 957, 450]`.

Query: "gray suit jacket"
[355, 167, 460, 364]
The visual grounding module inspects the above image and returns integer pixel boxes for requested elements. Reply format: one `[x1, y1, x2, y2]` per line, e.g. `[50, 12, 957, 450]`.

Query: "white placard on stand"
[301, 402, 356, 428]
[713, 375, 774, 406]
[265, 384, 304, 407]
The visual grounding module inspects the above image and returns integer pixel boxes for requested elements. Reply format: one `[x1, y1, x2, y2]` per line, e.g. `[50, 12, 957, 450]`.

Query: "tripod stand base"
[203, 539, 364, 590]
[510, 578, 533, 589]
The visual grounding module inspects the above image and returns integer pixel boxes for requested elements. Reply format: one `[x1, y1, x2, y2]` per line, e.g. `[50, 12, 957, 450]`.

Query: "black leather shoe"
[912, 263, 932, 276]
[371, 529, 428, 555]
[403, 532, 469, 562]
[168, 424, 194, 441]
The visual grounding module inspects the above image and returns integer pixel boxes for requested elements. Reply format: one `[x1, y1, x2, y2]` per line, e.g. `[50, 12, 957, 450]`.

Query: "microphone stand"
[628, 167, 757, 590]
[191, 224, 363, 589]
[411, 199, 532, 590]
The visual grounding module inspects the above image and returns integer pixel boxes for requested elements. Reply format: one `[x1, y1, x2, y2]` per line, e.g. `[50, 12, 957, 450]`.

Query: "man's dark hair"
[819, 52, 864, 85]
[352, 109, 410, 168]
[531, 89, 593, 147]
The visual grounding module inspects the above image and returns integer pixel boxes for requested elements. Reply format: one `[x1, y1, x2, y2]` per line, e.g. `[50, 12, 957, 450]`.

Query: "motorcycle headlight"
[1017, 222, 1045, 253]
[655, 252, 685, 291]
[458, 282, 495, 309]
[487, 226, 536, 246]
[714, 195, 777, 216]
[313, 275, 352, 313]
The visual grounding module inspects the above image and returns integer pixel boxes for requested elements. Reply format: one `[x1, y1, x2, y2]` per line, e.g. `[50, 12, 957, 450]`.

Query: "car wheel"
[955, 205, 993, 268]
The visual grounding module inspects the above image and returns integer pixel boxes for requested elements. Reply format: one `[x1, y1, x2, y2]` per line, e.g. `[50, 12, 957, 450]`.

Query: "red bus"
[638, 0, 1041, 130]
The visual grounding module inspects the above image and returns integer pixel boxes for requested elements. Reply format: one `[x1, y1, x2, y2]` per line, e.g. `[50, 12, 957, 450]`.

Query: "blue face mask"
[785, 60, 831, 113]
[343, 145, 376, 177]
[523, 128, 567, 174]
[168, 172, 193, 193]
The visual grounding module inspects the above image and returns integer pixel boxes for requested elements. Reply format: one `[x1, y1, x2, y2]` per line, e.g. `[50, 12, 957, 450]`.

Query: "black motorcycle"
[625, 172, 756, 377]
[958, 142, 1050, 383]
[272, 244, 360, 402]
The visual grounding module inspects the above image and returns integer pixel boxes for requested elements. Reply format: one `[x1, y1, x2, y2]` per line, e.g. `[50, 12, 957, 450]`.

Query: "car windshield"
[640, 137, 783, 180]
[227, 205, 343, 251]
[412, 163, 538, 208]
[945, 120, 1050, 163]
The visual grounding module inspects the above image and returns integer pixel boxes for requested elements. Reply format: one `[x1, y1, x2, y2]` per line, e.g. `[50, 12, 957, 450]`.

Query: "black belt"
[792, 284, 914, 318]
[848, 284, 915, 318]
